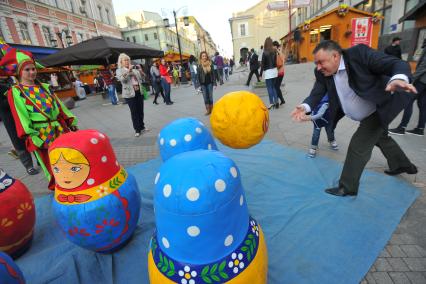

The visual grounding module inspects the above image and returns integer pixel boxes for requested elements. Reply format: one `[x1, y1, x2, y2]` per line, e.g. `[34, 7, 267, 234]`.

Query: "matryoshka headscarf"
[0, 38, 44, 77]
[48, 129, 121, 192]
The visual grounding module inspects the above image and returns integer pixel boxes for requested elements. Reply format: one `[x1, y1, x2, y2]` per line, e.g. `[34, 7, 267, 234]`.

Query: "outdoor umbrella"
[39, 36, 164, 67]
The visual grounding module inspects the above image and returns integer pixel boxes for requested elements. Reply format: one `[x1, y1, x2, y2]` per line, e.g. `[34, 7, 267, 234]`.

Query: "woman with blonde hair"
[197, 51, 216, 115]
[116, 53, 147, 137]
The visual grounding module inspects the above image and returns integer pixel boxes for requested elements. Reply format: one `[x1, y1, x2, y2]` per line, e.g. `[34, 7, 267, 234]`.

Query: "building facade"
[0, 0, 121, 49]
[117, 11, 217, 58]
[229, 0, 290, 63]
[292, 0, 425, 60]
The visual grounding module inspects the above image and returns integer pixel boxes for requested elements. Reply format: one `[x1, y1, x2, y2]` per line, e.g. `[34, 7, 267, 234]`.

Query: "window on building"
[54, 0, 59, 8]
[403, 0, 419, 30]
[154, 32, 158, 40]
[18, 21, 32, 45]
[105, 9, 111, 25]
[132, 36, 136, 43]
[97, 5, 103, 22]
[372, 0, 392, 35]
[69, 0, 75, 13]
[239, 24, 246, 37]
[145, 34, 149, 41]
[42, 26, 53, 47]
[78, 33, 84, 42]
[126, 37, 130, 42]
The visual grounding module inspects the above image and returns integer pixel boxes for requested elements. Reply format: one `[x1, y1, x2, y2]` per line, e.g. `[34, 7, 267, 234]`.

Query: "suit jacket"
[413, 47, 426, 84]
[303, 44, 414, 127]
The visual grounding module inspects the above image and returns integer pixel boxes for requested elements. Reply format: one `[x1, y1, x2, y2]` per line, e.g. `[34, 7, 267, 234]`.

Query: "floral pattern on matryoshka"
[49, 129, 141, 252]
[0, 169, 35, 259]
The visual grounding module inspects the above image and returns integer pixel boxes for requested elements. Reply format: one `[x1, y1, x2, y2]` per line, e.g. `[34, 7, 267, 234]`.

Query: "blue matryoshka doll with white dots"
[157, 118, 217, 161]
[148, 150, 268, 284]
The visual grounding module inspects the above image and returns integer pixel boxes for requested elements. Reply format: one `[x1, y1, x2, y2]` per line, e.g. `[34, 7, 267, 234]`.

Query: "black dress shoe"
[325, 187, 357, 197]
[384, 164, 417, 176]
[280, 100, 285, 105]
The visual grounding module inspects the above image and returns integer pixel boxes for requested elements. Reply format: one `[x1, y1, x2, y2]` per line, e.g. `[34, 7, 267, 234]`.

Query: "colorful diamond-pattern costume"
[0, 39, 77, 189]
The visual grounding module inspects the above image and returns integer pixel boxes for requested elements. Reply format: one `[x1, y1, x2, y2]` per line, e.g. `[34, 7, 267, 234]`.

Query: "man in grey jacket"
[389, 39, 426, 136]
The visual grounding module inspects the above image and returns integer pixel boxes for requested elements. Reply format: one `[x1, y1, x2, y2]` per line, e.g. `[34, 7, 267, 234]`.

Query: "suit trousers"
[339, 112, 412, 193]
[125, 90, 145, 133]
[246, 69, 260, 85]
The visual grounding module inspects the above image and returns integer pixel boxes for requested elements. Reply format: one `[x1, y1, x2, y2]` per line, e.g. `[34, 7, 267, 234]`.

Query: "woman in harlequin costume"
[0, 169, 35, 259]
[148, 150, 268, 284]
[48, 129, 141, 252]
[0, 40, 77, 190]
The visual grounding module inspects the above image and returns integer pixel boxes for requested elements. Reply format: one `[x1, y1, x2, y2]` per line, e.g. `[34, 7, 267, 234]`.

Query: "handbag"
[165, 76, 172, 84]
[276, 52, 284, 69]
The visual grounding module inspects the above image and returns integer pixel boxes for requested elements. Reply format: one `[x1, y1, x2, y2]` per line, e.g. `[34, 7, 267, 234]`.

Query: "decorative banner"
[292, 0, 311, 8]
[267, 1, 289, 10]
[351, 17, 373, 47]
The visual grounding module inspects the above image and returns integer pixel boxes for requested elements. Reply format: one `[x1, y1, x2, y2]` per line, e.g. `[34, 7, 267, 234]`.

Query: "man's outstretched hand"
[291, 105, 310, 122]
[386, 79, 417, 94]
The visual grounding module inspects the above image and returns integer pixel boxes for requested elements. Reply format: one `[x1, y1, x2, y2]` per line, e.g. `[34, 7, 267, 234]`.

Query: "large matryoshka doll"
[157, 117, 217, 161]
[0, 252, 25, 284]
[148, 150, 268, 284]
[0, 169, 35, 259]
[49, 129, 141, 252]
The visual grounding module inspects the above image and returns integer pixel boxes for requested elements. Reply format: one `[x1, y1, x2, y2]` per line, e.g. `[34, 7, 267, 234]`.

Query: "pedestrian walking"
[101, 68, 118, 105]
[262, 37, 279, 109]
[189, 55, 201, 93]
[197, 51, 216, 115]
[246, 48, 261, 86]
[291, 40, 417, 197]
[214, 52, 225, 85]
[116, 53, 148, 137]
[273, 41, 286, 105]
[389, 38, 426, 136]
[159, 58, 173, 105]
[150, 62, 165, 105]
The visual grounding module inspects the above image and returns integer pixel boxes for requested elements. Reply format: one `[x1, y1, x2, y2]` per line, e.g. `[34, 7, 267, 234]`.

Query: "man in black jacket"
[291, 40, 417, 197]
[384, 37, 402, 59]
[246, 48, 261, 86]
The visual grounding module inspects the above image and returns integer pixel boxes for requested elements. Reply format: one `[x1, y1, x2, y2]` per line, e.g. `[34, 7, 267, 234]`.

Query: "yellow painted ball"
[210, 91, 269, 149]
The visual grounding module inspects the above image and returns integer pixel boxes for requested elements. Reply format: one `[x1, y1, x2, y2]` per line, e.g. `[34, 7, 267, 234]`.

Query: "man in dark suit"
[246, 48, 261, 86]
[291, 40, 418, 197]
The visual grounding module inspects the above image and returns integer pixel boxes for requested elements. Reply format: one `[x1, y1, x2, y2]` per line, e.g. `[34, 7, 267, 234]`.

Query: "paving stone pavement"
[0, 63, 425, 283]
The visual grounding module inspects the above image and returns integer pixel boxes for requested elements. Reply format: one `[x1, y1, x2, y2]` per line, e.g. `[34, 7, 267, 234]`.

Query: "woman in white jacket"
[116, 53, 147, 137]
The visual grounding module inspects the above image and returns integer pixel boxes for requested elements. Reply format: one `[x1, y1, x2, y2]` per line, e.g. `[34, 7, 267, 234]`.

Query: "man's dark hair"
[313, 40, 343, 54]
[392, 37, 401, 43]
[273, 41, 280, 47]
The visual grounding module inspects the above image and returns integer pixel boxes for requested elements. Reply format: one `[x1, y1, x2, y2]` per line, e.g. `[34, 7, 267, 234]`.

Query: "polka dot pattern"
[163, 184, 172, 198]
[230, 167, 238, 178]
[87, 178, 95, 185]
[186, 187, 200, 201]
[162, 237, 170, 248]
[187, 226, 200, 237]
[215, 179, 226, 192]
[170, 139, 177, 147]
[240, 195, 244, 206]
[101, 156, 107, 163]
[155, 173, 160, 184]
[90, 138, 98, 144]
[160, 138, 164, 145]
[184, 134, 192, 142]
[224, 235, 233, 246]
[195, 127, 202, 134]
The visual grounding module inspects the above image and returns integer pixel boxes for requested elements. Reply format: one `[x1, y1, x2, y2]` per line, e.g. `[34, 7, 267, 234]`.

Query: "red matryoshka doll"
[0, 169, 35, 259]
[48, 129, 141, 252]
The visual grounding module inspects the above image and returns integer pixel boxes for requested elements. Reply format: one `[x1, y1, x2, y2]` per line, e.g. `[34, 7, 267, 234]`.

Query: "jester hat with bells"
[0, 38, 44, 77]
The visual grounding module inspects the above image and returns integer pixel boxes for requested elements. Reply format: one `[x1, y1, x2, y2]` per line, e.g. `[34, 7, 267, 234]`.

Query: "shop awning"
[399, 0, 426, 22]
[161, 51, 191, 63]
[9, 44, 60, 59]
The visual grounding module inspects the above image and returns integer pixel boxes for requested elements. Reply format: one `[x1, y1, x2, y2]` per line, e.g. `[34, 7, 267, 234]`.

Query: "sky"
[112, 0, 260, 57]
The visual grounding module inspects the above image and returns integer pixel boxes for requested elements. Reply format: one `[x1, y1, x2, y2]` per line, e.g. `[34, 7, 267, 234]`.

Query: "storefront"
[282, 7, 382, 63]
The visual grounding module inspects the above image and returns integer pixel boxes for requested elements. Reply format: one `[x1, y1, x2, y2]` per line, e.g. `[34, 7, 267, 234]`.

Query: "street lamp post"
[163, 7, 189, 84]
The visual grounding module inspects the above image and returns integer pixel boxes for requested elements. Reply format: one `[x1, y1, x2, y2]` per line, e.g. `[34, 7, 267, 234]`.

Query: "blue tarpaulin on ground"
[15, 140, 419, 284]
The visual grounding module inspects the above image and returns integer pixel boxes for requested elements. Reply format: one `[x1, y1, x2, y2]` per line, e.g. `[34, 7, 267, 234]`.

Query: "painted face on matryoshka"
[49, 148, 90, 189]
